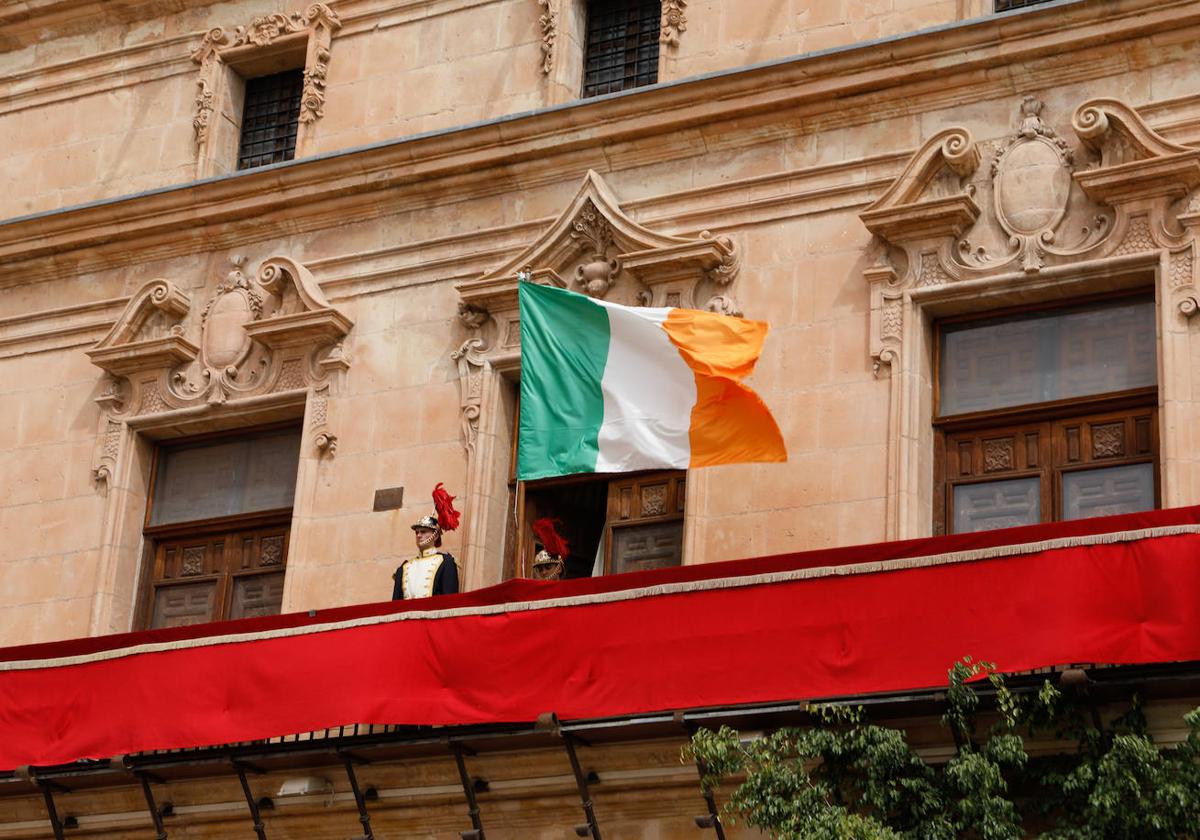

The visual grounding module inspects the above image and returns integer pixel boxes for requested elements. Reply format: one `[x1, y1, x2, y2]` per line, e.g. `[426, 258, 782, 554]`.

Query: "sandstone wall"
[3, 0, 1200, 650]
[0, 0, 968, 218]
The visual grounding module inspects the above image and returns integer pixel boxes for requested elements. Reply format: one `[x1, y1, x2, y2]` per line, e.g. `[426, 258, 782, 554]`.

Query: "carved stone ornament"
[191, 3, 342, 58]
[661, 0, 688, 46]
[572, 201, 621, 298]
[451, 337, 488, 457]
[861, 96, 1200, 374]
[192, 79, 215, 147]
[980, 95, 1079, 272]
[858, 95, 1200, 539]
[190, 3, 342, 151]
[86, 255, 353, 485]
[456, 168, 741, 356]
[537, 0, 558, 75]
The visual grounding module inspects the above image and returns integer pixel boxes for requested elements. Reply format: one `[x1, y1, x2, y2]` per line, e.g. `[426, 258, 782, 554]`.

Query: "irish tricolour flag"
[518, 282, 787, 480]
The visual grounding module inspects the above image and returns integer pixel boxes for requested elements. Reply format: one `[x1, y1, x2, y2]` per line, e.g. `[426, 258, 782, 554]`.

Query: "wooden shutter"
[606, 471, 685, 575]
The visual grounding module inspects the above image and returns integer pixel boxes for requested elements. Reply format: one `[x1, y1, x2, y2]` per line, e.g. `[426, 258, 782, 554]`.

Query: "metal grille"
[583, 0, 660, 98]
[995, 0, 1057, 11]
[237, 70, 303, 170]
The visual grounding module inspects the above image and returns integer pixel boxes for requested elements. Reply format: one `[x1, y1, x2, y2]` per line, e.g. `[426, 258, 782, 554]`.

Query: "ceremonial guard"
[530, 518, 569, 581]
[392, 484, 461, 600]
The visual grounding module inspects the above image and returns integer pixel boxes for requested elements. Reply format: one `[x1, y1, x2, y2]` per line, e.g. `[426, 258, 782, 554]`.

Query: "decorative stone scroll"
[451, 337, 488, 457]
[190, 4, 342, 168]
[192, 78, 215, 147]
[86, 255, 352, 485]
[858, 95, 1200, 538]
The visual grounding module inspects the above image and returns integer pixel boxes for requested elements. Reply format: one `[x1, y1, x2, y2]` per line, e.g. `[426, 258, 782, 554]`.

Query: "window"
[139, 427, 301, 628]
[994, 0, 1056, 11]
[935, 296, 1158, 534]
[236, 70, 303, 170]
[583, 0, 660, 98]
[506, 397, 685, 578]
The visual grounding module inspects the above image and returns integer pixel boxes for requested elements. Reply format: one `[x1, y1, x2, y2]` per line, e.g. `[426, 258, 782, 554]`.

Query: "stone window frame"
[536, 0, 686, 104]
[859, 96, 1200, 540]
[190, 3, 342, 179]
[85, 255, 352, 635]
[452, 170, 739, 589]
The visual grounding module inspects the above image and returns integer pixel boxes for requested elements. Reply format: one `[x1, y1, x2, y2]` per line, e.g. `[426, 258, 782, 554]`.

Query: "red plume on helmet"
[432, 483, 461, 532]
[532, 518, 570, 558]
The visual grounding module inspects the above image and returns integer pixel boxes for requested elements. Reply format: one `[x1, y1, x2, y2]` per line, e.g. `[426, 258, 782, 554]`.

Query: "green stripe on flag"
[518, 283, 610, 480]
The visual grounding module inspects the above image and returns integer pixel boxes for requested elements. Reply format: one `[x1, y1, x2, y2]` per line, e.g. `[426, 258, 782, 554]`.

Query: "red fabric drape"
[2, 507, 1200, 769]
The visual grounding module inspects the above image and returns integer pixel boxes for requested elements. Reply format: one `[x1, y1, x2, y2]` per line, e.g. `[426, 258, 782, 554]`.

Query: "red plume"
[432, 483, 461, 532]
[532, 518, 570, 558]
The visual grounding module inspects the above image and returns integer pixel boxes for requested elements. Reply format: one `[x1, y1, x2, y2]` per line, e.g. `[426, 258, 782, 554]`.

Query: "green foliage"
[685, 659, 1200, 839]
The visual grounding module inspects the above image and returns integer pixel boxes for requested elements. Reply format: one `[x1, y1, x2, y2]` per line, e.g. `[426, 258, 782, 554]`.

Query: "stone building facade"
[3, 0, 1200, 836]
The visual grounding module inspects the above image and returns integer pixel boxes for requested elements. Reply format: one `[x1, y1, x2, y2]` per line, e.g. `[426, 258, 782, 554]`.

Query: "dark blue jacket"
[391, 553, 459, 600]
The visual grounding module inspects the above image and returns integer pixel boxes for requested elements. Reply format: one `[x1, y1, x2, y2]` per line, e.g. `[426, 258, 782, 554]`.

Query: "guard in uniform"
[392, 514, 460, 600]
[530, 517, 569, 580]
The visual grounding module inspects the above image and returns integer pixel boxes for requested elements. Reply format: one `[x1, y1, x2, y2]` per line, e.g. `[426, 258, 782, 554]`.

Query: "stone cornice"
[1, 0, 1198, 286]
[0, 153, 899, 355]
[0, 0, 223, 51]
[0, 0, 1187, 121]
[0, 295, 126, 357]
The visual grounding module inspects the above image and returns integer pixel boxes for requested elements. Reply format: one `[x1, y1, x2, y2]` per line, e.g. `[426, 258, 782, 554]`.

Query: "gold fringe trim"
[3, 524, 1197, 673]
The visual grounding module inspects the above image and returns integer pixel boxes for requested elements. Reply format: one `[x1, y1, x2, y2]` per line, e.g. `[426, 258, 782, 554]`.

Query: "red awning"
[3, 507, 1200, 769]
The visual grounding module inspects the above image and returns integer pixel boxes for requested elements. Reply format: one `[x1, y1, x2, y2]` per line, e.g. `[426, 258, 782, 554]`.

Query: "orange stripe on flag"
[661, 307, 768, 378]
[689, 375, 788, 467]
[662, 309, 787, 467]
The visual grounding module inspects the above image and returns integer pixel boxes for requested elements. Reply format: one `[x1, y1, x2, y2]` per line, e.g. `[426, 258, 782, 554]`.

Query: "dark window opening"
[583, 0, 660, 98]
[506, 391, 684, 578]
[237, 70, 303, 170]
[523, 480, 608, 579]
[517, 471, 686, 578]
[995, 0, 1057, 11]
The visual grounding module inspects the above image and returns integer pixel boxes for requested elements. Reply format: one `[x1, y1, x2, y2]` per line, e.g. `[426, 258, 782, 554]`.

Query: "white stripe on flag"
[595, 303, 695, 473]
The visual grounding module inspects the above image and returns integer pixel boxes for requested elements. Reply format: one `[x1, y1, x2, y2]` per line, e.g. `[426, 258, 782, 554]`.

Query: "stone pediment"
[87, 280, 197, 378]
[859, 127, 982, 242]
[859, 94, 1200, 373]
[456, 170, 741, 347]
[86, 255, 350, 488]
[862, 96, 1200, 283]
[89, 255, 350, 420]
[1072, 98, 1200, 204]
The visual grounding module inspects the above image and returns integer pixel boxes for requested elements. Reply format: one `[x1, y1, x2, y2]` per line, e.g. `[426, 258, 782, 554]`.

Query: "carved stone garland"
[858, 95, 1200, 537]
[87, 255, 353, 486]
[660, 0, 688, 46]
[537, 0, 558, 75]
[190, 3, 342, 150]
